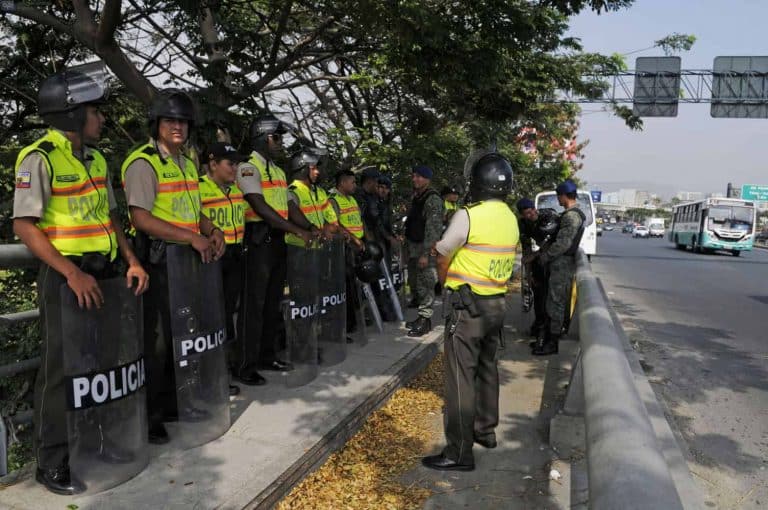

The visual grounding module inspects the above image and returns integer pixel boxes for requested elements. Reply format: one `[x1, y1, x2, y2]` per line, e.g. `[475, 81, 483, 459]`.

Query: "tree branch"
[96, 0, 123, 47]
[199, 6, 226, 63]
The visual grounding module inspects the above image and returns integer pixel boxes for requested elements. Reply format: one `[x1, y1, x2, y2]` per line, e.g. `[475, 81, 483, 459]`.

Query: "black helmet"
[289, 149, 320, 179]
[355, 259, 380, 284]
[468, 152, 513, 202]
[148, 88, 196, 138]
[536, 208, 560, 236]
[361, 241, 384, 262]
[38, 63, 109, 131]
[249, 114, 287, 141]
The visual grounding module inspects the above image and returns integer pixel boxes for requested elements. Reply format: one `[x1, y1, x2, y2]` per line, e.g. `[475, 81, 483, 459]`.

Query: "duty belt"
[66, 253, 119, 280]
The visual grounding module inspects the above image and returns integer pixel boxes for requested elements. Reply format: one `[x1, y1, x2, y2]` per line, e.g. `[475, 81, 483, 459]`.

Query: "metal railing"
[572, 249, 685, 510]
[0, 243, 39, 477]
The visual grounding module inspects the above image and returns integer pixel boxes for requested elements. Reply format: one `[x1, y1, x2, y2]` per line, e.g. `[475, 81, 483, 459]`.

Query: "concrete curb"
[595, 278, 705, 510]
[246, 327, 444, 509]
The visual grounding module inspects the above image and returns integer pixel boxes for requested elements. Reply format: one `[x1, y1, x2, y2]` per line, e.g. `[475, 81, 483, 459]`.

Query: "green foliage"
[655, 33, 697, 56]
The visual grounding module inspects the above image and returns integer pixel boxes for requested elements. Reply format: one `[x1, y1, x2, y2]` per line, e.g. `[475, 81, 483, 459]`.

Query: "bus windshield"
[536, 193, 594, 226]
[707, 206, 753, 231]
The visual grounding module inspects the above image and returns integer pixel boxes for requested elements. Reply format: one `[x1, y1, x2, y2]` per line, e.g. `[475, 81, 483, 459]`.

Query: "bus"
[669, 197, 756, 256]
[534, 190, 597, 259]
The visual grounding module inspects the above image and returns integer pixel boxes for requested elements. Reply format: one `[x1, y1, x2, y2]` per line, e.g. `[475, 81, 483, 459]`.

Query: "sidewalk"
[404, 297, 580, 510]
[0, 297, 579, 510]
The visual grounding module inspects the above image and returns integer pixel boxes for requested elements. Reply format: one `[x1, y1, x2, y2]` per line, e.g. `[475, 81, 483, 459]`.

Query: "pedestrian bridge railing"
[568, 248, 685, 510]
[0, 243, 39, 477]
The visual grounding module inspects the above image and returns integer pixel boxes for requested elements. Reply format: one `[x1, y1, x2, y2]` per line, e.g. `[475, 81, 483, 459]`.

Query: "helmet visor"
[64, 62, 110, 105]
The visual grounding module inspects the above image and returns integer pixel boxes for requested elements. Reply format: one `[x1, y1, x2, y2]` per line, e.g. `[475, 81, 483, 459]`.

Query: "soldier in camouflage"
[404, 165, 444, 337]
[534, 179, 585, 356]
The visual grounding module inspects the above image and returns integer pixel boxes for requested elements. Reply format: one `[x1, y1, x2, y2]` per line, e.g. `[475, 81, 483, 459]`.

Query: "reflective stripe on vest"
[121, 143, 200, 234]
[244, 152, 288, 222]
[16, 130, 117, 259]
[285, 180, 337, 246]
[199, 174, 245, 245]
[331, 193, 364, 239]
[445, 200, 519, 296]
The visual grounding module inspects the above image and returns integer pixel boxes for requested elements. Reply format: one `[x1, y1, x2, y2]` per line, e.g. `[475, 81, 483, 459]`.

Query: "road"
[592, 231, 768, 509]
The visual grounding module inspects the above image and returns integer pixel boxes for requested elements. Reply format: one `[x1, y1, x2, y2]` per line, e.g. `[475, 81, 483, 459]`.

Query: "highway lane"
[591, 231, 768, 509]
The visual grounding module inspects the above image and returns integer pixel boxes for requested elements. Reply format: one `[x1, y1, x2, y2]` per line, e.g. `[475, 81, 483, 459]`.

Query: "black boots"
[532, 330, 559, 356]
[36, 464, 86, 495]
[407, 316, 432, 337]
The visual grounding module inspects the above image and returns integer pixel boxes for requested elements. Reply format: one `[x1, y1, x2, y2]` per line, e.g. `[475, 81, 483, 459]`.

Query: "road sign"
[740, 184, 768, 201]
[591, 190, 602, 203]
[711, 56, 768, 118]
[633, 57, 681, 117]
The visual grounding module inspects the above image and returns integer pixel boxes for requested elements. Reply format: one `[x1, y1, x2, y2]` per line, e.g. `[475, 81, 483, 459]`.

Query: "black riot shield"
[285, 243, 320, 387]
[61, 278, 148, 493]
[378, 259, 404, 321]
[317, 238, 347, 365]
[166, 245, 230, 449]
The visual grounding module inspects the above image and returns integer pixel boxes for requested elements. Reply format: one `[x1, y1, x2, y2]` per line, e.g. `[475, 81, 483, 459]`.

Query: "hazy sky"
[568, 0, 767, 198]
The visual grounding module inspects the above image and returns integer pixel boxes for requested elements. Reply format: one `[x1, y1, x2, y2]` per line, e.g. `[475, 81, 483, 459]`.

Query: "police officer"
[287, 149, 339, 237]
[234, 115, 313, 385]
[517, 199, 559, 339]
[533, 179, 586, 356]
[422, 153, 518, 472]
[354, 166, 383, 242]
[376, 174, 399, 254]
[122, 89, 226, 444]
[404, 165, 443, 337]
[199, 142, 249, 396]
[13, 66, 149, 494]
[441, 185, 460, 225]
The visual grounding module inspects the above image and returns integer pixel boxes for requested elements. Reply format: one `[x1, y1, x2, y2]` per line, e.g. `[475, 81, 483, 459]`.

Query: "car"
[597, 225, 603, 236]
[622, 224, 634, 234]
[632, 225, 649, 238]
[604, 225, 614, 231]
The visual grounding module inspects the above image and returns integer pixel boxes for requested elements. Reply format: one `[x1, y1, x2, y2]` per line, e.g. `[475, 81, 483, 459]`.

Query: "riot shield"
[317, 238, 347, 366]
[360, 281, 384, 333]
[378, 259, 404, 321]
[285, 243, 320, 387]
[61, 278, 148, 493]
[392, 244, 407, 309]
[166, 245, 230, 449]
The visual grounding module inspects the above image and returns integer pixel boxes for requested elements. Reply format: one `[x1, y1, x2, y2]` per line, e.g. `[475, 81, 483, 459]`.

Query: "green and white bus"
[669, 197, 756, 256]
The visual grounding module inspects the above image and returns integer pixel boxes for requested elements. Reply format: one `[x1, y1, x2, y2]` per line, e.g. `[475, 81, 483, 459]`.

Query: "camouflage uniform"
[406, 190, 443, 319]
[539, 205, 584, 336]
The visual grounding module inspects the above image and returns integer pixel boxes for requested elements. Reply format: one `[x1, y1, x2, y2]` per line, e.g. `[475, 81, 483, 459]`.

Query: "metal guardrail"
[574, 249, 684, 510]
[0, 244, 39, 477]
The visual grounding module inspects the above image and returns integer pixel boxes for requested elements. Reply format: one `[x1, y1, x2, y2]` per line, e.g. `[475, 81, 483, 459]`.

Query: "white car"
[632, 225, 649, 238]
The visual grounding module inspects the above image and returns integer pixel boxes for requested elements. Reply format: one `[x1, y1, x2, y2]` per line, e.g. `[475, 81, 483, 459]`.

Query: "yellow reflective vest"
[16, 130, 117, 260]
[285, 180, 337, 246]
[444, 200, 458, 212]
[445, 200, 519, 296]
[198, 174, 245, 245]
[330, 193, 364, 239]
[242, 152, 288, 223]
[121, 143, 201, 235]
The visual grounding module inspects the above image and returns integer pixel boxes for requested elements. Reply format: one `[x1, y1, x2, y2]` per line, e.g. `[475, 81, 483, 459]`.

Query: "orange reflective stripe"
[42, 223, 115, 239]
[51, 177, 107, 196]
[347, 225, 364, 232]
[338, 206, 358, 214]
[463, 243, 516, 255]
[166, 219, 199, 230]
[446, 270, 506, 289]
[158, 182, 198, 193]
[300, 204, 322, 214]
[262, 180, 287, 189]
[202, 197, 234, 208]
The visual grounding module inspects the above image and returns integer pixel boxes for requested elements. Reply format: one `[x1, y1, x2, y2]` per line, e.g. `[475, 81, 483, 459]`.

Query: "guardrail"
[0, 243, 39, 477]
[572, 249, 684, 510]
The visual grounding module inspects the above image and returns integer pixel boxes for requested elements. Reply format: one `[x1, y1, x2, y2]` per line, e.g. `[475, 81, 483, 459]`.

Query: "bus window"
[535, 192, 594, 226]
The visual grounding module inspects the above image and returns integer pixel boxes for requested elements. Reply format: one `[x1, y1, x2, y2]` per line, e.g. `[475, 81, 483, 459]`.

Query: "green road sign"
[741, 184, 768, 201]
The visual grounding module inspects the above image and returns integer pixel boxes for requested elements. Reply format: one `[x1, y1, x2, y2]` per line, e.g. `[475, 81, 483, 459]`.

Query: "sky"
[568, 0, 768, 199]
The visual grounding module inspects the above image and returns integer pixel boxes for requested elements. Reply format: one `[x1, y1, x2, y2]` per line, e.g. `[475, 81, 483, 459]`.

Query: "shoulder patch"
[15, 170, 31, 189]
[37, 141, 55, 154]
[141, 145, 158, 156]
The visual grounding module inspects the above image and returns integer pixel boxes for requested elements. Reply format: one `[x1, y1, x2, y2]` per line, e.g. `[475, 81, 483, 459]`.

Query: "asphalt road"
[591, 231, 768, 509]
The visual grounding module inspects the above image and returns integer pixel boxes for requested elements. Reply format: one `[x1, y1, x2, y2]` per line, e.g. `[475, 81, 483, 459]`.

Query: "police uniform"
[330, 191, 364, 333]
[234, 150, 290, 375]
[13, 130, 120, 475]
[122, 141, 202, 429]
[433, 199, 519, 467]
[287, 179, 338, 236]
[199, 173, 246, 349]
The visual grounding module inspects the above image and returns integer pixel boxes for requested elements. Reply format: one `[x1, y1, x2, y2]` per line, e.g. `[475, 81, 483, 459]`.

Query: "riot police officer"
[422, 153, 518, 472]
[199, 142, 249, 396]
[234, 115, 313, 385]
[121, 89, 226, 444]
[12, 64, 149, 494]
[533, 179, 586, 356]
[441, 185, 460, 225]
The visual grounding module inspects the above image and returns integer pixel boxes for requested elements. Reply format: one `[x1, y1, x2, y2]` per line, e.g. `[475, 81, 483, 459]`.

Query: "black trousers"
[234, 225, 287, 371]
[531, 261, 549, 329]
[220, 244, 244, 350]
[442, 294, 506, 465]
[33, 260, 119, 469]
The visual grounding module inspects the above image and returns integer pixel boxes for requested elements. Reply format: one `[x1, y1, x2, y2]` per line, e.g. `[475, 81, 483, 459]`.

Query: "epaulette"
[141, 145, 158, 156]
[37, 141, 55, 154]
